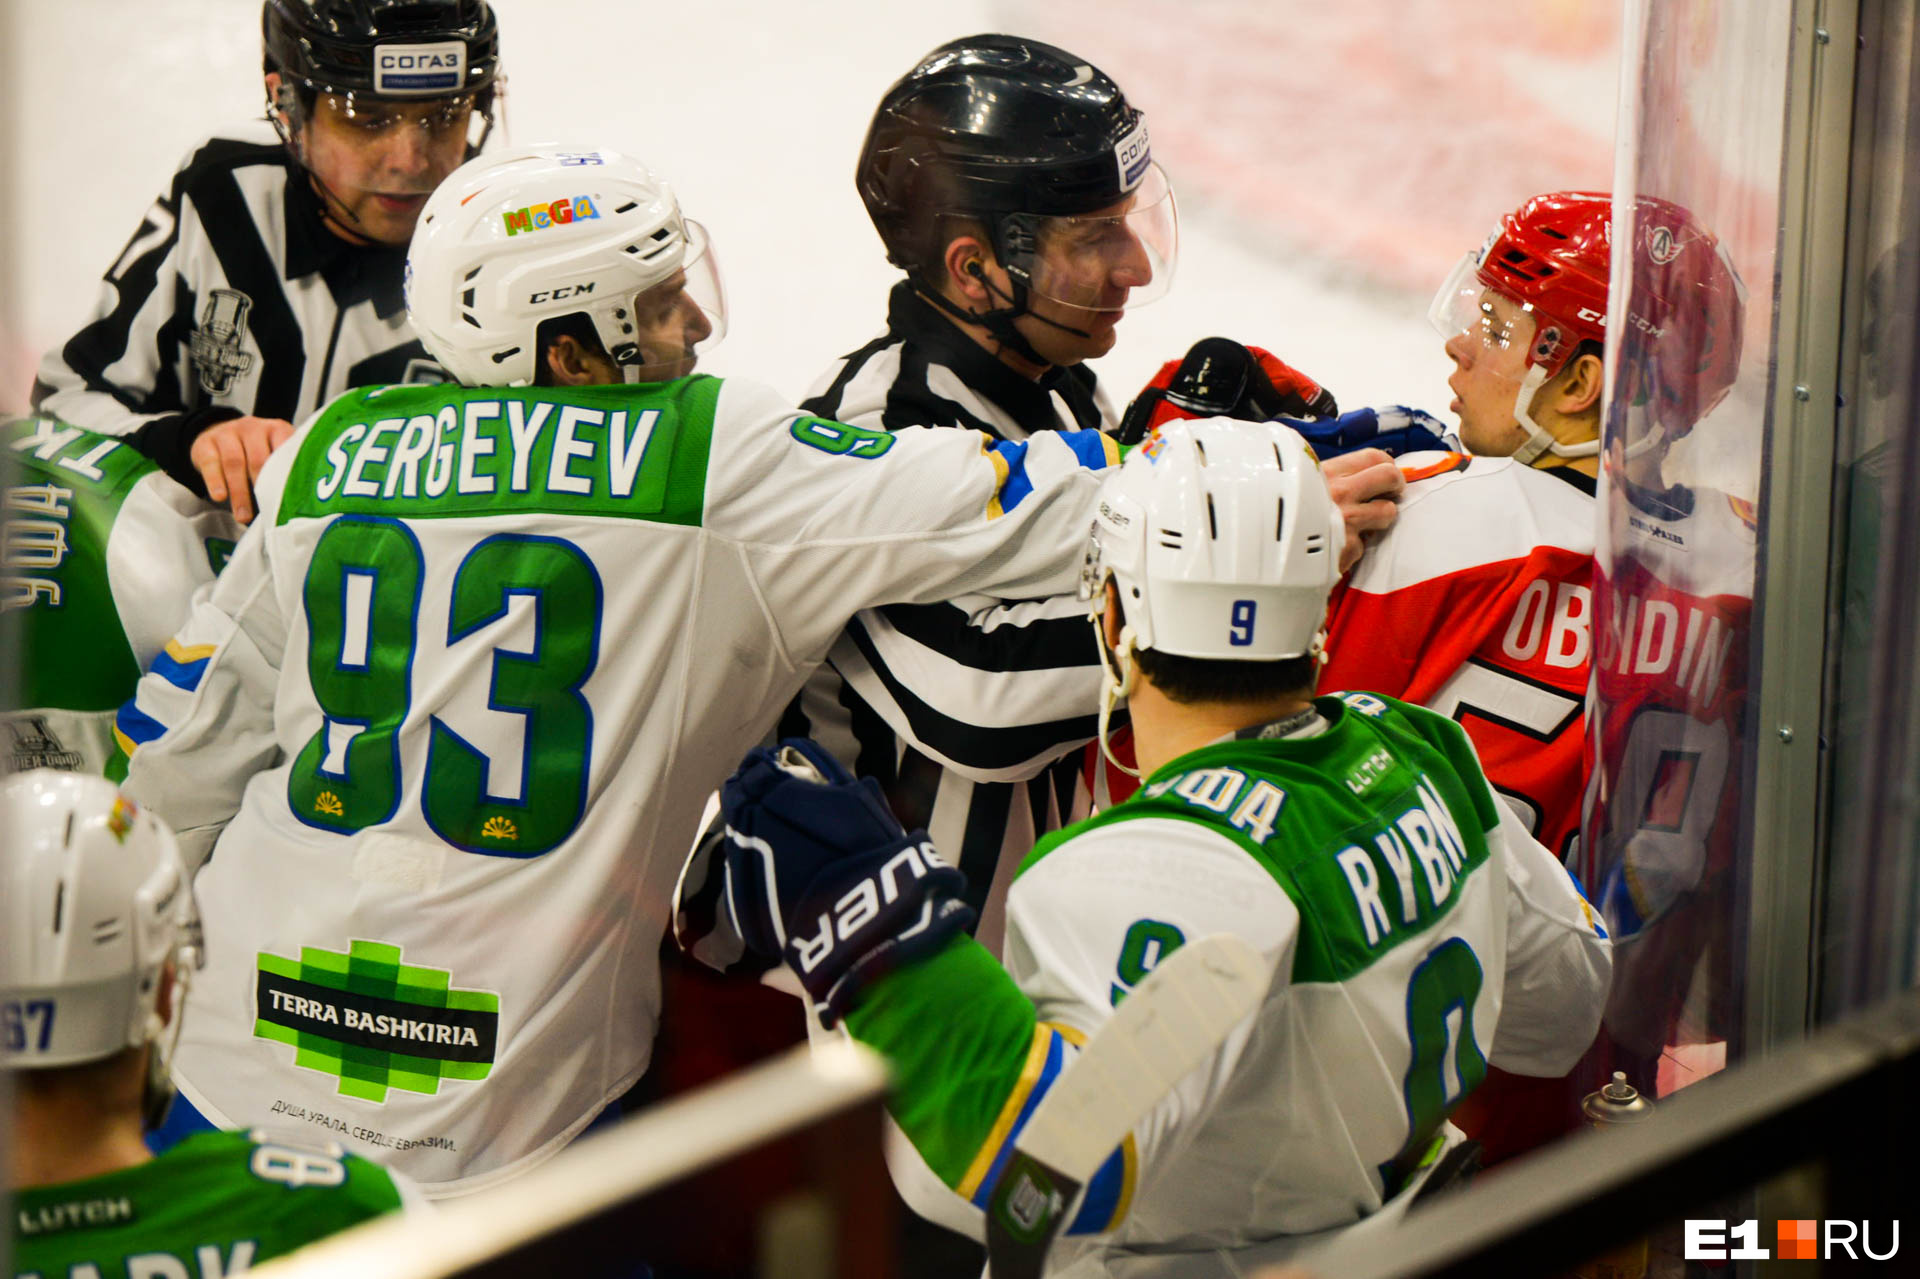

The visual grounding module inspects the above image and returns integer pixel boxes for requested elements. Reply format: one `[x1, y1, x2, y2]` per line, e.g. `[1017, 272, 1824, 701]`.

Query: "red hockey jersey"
[1320, 454, 1596, 860]
[1583, 479, 1755, 938]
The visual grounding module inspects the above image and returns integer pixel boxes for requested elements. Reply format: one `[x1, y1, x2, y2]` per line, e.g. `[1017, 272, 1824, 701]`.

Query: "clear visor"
[1427, 251, 1537, 358]
[621, 218, 728, 382]
[1026, 162, 1179, 313]
[307, 88, 498, 154]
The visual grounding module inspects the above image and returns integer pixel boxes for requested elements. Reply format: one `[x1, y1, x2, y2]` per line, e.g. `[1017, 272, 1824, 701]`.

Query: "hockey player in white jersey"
[719, 420, 1611, 1271]
[114, 145, 1117, 1195]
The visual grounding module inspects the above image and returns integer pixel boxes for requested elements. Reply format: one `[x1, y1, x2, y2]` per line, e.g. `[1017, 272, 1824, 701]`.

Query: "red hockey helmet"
[1616, 196, 1747, 442]
[1430, 190, 1611, 381]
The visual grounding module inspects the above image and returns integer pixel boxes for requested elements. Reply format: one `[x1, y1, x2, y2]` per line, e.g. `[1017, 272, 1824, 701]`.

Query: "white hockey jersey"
[844, 694, 1611, 1272]
[118, 373, 1112, 1193]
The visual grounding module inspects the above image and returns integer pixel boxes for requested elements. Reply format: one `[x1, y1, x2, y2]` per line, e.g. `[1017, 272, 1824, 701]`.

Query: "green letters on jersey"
[1022, 694, 1502, 985]
[276, 377, 722, 526]
[11, 1129, 402, 1278]
[1024, 692, 1504, 1164]
[1, 418, 199, 714]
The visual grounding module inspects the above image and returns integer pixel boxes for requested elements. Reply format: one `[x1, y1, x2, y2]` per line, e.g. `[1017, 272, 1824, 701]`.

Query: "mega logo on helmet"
[502, 195, 601, 237]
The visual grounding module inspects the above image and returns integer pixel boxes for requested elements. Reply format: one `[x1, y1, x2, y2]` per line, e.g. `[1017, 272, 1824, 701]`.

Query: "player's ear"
[544, 334, 597, 387]
[1102, 579, 1126, 650]
[1552, 351, 1605, 419]
[943, 233, 997, 306]
[265, 71, 295, 131]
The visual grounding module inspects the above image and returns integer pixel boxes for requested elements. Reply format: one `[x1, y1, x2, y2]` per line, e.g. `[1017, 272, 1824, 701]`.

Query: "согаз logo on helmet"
[503, 196, 602, 237]
[373, 41, 467, 95]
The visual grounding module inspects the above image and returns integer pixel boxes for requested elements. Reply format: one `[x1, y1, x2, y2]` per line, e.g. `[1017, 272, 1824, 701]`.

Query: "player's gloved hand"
[1115, 337, 1338, 446]
[721, 738, 975, 1026]
[1279, 406, 1456, 460]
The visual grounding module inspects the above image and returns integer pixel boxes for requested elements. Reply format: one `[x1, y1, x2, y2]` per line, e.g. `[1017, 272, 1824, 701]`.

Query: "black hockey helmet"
[858, 34, 1160, 279]
[263, 0, 499, 102]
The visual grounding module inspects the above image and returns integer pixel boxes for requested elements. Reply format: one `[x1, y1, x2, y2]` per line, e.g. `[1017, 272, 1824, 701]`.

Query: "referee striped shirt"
[33, 125, 445, 495]
[788, 282, 1118, 949]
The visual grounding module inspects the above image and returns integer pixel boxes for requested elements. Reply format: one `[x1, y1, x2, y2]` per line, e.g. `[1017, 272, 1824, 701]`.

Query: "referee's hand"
[191, 415, 295, 524]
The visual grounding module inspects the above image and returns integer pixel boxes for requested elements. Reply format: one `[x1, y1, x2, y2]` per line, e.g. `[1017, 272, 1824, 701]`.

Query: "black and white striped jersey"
[788, 282, 1118, 949]
[32, 125, 445, 496]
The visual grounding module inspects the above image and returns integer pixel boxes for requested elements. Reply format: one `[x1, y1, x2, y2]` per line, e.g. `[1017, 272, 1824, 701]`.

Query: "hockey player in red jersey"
[1315, 192, 1742, 1162]
[1319, 191, 1616, 868]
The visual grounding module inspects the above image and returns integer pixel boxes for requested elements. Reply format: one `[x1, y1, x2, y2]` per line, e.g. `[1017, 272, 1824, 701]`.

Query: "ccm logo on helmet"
[1576, 305, 1668, 340]
[529, 283, 596, 303]
[503, 196, 602, 237]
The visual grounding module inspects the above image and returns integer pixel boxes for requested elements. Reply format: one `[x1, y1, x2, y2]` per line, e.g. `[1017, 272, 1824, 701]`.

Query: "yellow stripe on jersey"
[113, 724, 138, 758]
[980, 435, 1012, 521]
[163, 639, 217, 663]
[957, 1023, 1054, 1199]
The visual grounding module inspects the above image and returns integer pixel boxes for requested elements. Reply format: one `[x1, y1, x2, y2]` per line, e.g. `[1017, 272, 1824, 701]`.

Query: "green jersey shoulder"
[1021, 694, 1504, 985]
[3, 417, 237, 720]
[12, 1129, 403, 1279]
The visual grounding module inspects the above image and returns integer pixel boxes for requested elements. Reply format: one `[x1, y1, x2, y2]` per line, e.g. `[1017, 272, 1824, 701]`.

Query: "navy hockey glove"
[1281, 405, 1456, 459]
[1116, 337, 1339, 445]
[721, 738, 975, 1026]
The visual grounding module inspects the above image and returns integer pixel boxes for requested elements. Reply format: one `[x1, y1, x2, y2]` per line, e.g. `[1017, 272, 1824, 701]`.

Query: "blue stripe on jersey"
[986, 439, 1037, 518]
[987, 432, 1116, 519]
[1065, 1136, 1137, 1235]
[1598, 864, 1639, 939]
[966, 1026, 1071, 1209]
[115, 700, 168, 749]
[1061, 429, 1119, 471]
[149, 648, 210, 693]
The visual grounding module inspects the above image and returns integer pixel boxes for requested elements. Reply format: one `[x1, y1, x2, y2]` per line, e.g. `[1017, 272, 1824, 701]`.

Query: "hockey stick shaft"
[985, 933, 1268, 1277]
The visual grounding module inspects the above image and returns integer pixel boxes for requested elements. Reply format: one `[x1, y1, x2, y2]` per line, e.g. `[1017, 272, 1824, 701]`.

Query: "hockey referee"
[32, 0, 501, 524]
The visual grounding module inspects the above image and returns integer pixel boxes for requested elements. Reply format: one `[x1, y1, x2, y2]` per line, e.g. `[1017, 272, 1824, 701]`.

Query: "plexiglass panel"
[1823, 4, 1920, 1019]
[1583, 0, 1792, 1097]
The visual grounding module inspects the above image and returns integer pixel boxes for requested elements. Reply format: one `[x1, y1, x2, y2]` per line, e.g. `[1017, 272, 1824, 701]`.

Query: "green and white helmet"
[1, 771, 201, 1120]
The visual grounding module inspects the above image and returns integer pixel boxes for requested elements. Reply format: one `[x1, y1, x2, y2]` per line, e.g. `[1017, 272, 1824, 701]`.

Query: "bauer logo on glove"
[720, 737, 975, 1025]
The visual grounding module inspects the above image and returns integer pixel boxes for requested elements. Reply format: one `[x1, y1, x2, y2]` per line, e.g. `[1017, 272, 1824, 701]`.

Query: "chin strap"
[1508, 363, 1601, 466]
[139, 955, 195, 1133]
[911, 265, 1098, 372]
[1093, 618, 1142, 780]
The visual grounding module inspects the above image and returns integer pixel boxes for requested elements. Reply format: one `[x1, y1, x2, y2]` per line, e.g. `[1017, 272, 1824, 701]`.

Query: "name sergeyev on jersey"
[307, 394, 663, 507]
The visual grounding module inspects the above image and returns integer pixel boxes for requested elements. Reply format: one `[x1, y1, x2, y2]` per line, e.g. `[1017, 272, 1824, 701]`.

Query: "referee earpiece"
[964, 260, 986, 279]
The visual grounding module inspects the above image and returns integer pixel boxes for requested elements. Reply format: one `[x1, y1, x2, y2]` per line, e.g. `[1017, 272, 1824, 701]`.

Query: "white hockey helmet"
[0, 771, 201, 1075]
[1080, 420, 1345, 771]
[406, 144, 727, 387]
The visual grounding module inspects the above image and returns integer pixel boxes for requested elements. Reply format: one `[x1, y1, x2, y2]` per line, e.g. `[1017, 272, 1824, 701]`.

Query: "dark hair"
[1133, 646, 1318, 706]
[532, 313, 608, 386]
